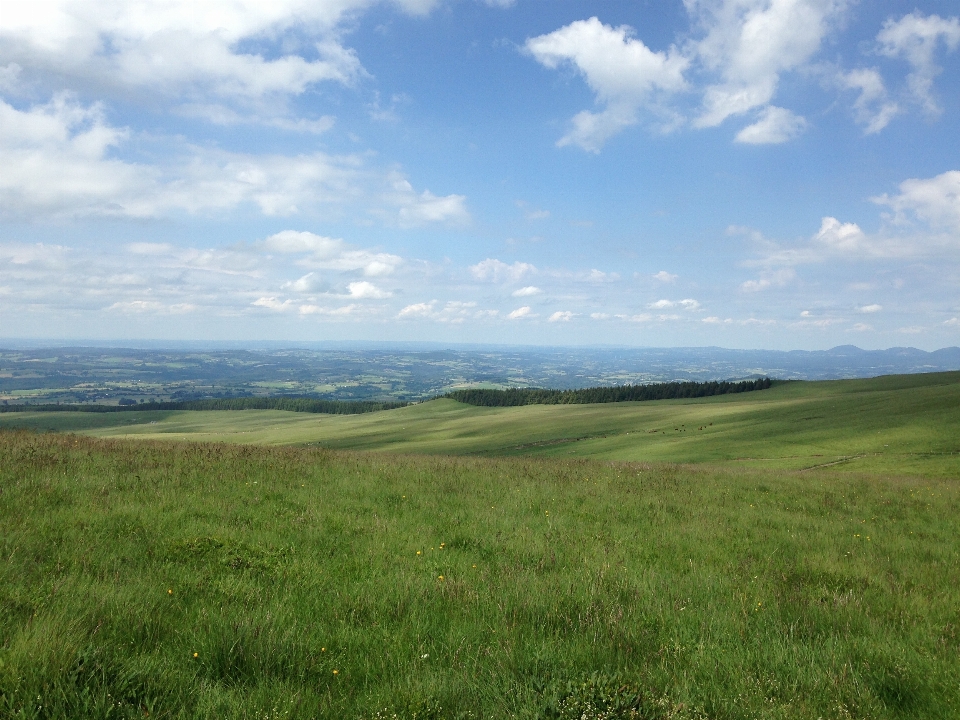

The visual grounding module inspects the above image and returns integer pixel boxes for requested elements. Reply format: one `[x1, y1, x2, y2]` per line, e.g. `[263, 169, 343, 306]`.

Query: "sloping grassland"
[4, 372, 959, 476]
[1, 430, 958, 718]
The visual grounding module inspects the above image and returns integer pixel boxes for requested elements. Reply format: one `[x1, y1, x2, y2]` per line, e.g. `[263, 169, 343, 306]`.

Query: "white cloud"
[852, 322, 872, 331]
[944, 317, 960, 326]
[590, 312, 610, 320]
[548, 311, 575, 322]
[740, 268, 795, 291]
[873, 171, 960, 233]
[391, 176, 470, 227]
[261, 231, 403, 276]
[0, 95, 350, 217]
[691, 0, 847, 129]
[526, 2, 853, 147]
[507, 306, 534, 319]
[282, 272, 329, 294]
[813, 216, 867, 252]
[743, 172, 960, 272]
[526, 17, 688, 151]
[347, 281, 391, 299]
[512, 286, 542, 297]
[298, 303, 358, 316]
[0, 0, 440, 124]
[859, 304, 882, 313]
[735, 106, 807, 144]
[837, 68, 900, 134]
[470, 258, 536, 282]
[740, 279, 770, 292]
[584, 269, 619, 283]
[108, 300, 195, 314]
[253, 296, 294, 311]
[178, 104, 337, 134]
[396, 299, 485, 323]
[702, 316, 732, 324]
[653, 270, 678, 283]
[0, 96, 468, 223]
[649, 298, 700, 310]
[262, 230, 342, 256]
[398, 301, 436, 319]
[877, 12, 960, 115]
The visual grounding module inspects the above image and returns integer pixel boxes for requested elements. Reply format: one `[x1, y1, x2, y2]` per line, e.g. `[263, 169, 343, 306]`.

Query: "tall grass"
[1, 429, 958, 718]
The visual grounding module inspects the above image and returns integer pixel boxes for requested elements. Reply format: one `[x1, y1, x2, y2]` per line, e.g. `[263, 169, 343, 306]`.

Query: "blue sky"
[1, 0, 958, 350]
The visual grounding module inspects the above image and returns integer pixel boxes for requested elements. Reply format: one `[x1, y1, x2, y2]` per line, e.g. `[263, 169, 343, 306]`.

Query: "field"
[1, 372, 959, 718]
[4, 372, 959, 476]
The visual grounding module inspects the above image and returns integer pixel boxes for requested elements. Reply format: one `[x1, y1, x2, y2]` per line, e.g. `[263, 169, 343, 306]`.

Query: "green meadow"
[4, 372, 959, 475]
[1, 372, 959, 717]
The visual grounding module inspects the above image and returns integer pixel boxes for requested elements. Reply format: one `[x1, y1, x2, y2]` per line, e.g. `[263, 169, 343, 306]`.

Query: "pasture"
[3, 372, 959, 476]
[1, 371, 958, 717]
[2, 430, 958, 718]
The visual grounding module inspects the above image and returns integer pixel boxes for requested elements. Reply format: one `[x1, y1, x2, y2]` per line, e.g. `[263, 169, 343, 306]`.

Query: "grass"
[2, 372, 959, 717]
[3, 372, 959, 476]
[2, 429, 959, 718]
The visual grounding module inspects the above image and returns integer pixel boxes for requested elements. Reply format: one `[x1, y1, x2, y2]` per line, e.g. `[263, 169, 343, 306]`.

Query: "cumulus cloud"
[526, 17, 688, 151]
[653, 270, 678, 283]
[548, 311, 575, 322]
[527, 1, 861, 147]
[396, 300, 486, 323]
[0, 96, 469, 223]
[347, 281, 391, 299]
[470, 258, 536, 282]
[873, 171, 960, 233]
[649, 298, 700, 310]
[734, 106, 807, 144]
[0, 0, 441, 124]
[261, 231, 403, 277]
[877, 12, 960, 115]
[398, 301, 435, 319]
[740, 268, 796, 292]
[298, 303, 358, 316]
[813, 217, 868, 252]
[390, 176, 469, 227]
[583, 269, 619, 283]
[282, 272, 329, 294]
[0, 95, 348, 218]
[512, 286, 542, 297]
[837, 68, 900, 134]
[859, 304, 882, 313]
[507, 306, 534, 319]
[253, 296, 294, 311]
[691, 0, 846, 129]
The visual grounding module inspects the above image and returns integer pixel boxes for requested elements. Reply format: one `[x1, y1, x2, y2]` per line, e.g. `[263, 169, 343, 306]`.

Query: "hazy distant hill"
[1, 343, 958, 404]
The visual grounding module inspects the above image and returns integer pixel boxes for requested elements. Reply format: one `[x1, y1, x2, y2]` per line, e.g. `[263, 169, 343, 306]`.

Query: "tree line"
[443, 378, 775, 407]
[0, 397, 407, 415]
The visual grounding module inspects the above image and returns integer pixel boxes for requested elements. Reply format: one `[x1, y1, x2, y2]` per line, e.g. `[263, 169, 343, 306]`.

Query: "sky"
[1, 0, 958, 350]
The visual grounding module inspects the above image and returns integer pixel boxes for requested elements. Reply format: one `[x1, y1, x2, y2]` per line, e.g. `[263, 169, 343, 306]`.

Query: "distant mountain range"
[582, 345, 960, 381]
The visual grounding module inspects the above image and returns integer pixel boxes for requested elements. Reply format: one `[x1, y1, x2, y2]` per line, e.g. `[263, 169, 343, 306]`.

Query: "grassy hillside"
[4, 372, 959, 476]
[2, 429, 958, 718]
